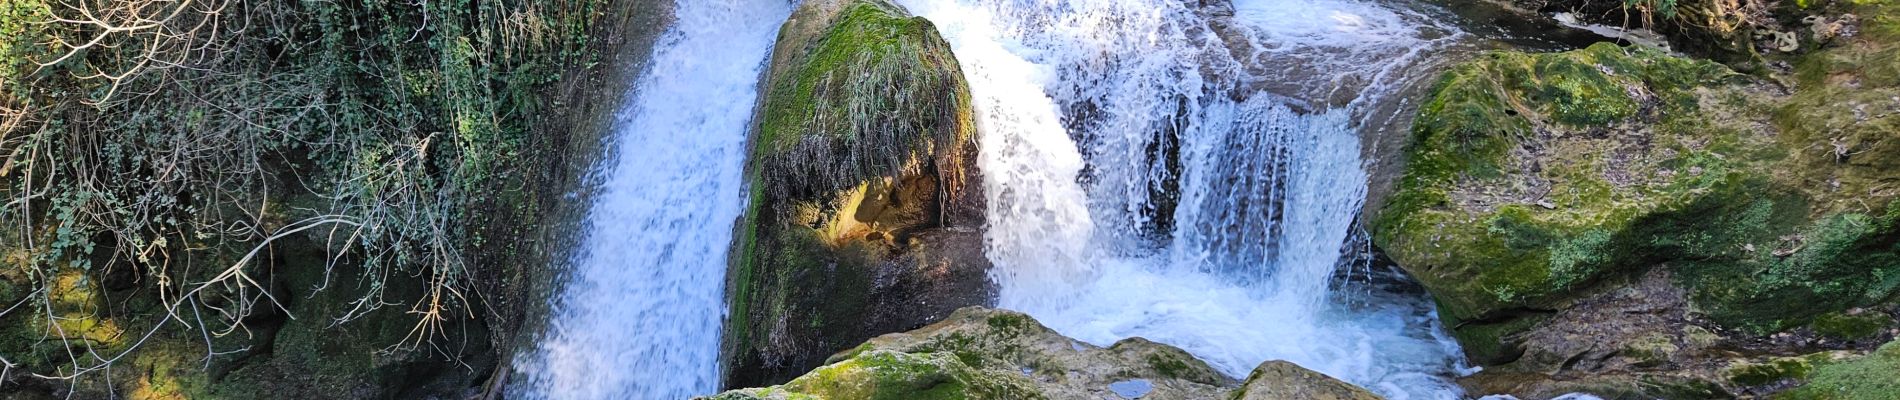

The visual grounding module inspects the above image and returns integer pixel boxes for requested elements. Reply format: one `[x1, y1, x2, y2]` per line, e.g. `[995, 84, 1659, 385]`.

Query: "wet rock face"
[707, 307, 1382, 400]
[723, 0, 992, 389]
[1376, 1, 1900, 397]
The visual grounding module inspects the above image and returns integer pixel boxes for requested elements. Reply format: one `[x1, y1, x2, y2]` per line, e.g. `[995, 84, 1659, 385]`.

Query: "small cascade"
[901, 0, 1477, 398]
[510, 0, 788, 398]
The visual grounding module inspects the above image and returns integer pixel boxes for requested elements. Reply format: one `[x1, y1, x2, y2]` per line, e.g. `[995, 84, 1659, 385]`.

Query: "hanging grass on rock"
[0, 0, 618, 396]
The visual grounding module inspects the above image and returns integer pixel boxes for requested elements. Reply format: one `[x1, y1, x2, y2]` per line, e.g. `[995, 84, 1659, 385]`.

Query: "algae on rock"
[723, 0, 992, 388]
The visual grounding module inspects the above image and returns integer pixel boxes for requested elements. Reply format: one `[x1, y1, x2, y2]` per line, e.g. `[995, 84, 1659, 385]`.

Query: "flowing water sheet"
[510, 0, 788, 398]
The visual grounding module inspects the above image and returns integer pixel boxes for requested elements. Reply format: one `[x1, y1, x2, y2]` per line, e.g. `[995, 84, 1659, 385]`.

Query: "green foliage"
[1778, 342, 1900, 400]
[0, 0, 609, 390]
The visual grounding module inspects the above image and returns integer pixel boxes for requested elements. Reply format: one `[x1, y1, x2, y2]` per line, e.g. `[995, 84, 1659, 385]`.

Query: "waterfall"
[509, 0, 788, 398]
[899, 0, 1475, 398]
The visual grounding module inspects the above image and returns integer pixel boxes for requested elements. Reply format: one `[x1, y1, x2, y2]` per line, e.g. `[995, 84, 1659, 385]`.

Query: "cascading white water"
[509, 0, 787, 398]
[902, 0, 1102, 309]
[899, 0, 1476, 398]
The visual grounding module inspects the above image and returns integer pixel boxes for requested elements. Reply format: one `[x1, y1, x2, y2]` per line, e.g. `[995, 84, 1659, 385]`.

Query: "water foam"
[510, 0, 787, 398]
[899, 0, 1473, 398]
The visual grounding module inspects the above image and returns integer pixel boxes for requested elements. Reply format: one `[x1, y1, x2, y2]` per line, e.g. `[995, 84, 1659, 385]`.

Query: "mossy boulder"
[708, 307, 1381, 400]
[1378, 2, 1900, 397]
[724, 0, 991, 388]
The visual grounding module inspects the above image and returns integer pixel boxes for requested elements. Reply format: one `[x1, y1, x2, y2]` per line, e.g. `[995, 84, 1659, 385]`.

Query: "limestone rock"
[707, 307, 1384, 400]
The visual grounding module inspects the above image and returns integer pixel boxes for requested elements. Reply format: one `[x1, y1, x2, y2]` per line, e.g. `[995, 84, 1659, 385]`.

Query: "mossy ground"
[1376, 0, 1900, 365]
[1778, 341, 1900, 399]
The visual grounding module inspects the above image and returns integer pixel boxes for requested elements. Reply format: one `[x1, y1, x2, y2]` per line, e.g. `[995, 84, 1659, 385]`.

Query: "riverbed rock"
[706, 307, 1383, 400]
[723, 0, 992, 388]
[1375, 1, 1900, 397]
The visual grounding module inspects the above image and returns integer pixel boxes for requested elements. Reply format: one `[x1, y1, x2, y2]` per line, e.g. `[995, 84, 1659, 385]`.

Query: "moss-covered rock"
[723, 0, 991, 388]
[1378, 42, 1743, 347]
[708, 307, 1381, 400]
[1377, 2, 1900, 396]
[709, 350, 1042, 400]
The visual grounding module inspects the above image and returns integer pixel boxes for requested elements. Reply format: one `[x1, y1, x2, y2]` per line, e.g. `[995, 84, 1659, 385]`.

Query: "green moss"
[1811, 312, 1894, 341]
[985, 313, 1031, 333]
[1147, 353, 1193, 379]
[1672, 201, 1900, 333]
[731, 350, 1044, 400]
[754, 0, 972, 200]
[1777, 342, 1900, 400]
[1729, 356, 1822, 387]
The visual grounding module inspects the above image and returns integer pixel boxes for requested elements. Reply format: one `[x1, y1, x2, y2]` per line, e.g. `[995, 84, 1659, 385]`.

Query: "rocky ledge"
[706, 307, 1383, 400]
